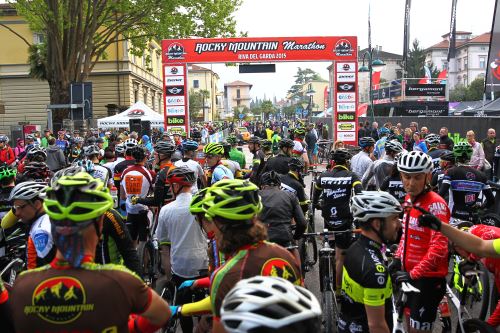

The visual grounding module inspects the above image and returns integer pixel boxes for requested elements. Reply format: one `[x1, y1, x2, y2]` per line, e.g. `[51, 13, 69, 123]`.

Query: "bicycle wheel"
[157, 281, 178, 333]
[458, 318, 496, 333]
[298, 235, 318, 275]
[138, 241, 158, 288]
[480, 213, 500, 228]
[308, 201, 316, 233]
[322, 290, 336, 333]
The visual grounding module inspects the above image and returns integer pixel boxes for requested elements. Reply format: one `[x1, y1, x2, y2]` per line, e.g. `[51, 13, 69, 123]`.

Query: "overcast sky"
[205, 0, 495, 100]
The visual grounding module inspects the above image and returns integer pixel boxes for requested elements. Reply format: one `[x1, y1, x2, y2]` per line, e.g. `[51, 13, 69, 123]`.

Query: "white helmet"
[124, 138, 138, 151]
[0, 135, 9, 143]
[221, 276, 321, 333]
[83, 144, 100, 156]
[9, 181, 47, 201]
[425, 133, 440, 147]
[385, 139, 403, 153]
[114, 143, 125, 154]
[350, 191, 402, 222]
[397, 151, 433, 174]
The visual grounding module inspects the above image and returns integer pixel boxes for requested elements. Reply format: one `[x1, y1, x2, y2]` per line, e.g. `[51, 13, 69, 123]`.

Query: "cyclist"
[430, 151, 455, 194]
[260, 139, 273, 161]
[380, 154, 406, 204]
[247, 136, 266, 185]
[0, 164, 16, 223]
[194, 179, 301, 333]
[291, 128, 309, 171]
[258, 171, 306, 258]
[68, 136, 84, 163]
[204, 142, 233, 184]
[174, 139, 207, 192]
[221, 141, 243, 178]
[362, 139, 403, 190]
[10, 172, 170, 332]
[191, 130, 206, 167]
[313, 148, 362, 290]
[279, 157, 308, 213]
[351, 136, 375, 179]
[8, 181, 56, 269]
[0, 135, 15, 166]
[120, 146, 156, 246]
[156, 166, 208, 333]
[84, 144, 112, 189]
[114, 138, 138, 204]
[16, 161, 52, 183]
[220, 276, 321, 333]
[55, 130, 70, 155]
[226, 135, 245, 169]
[17, 145, 47, 174]
[374, 127, 391, 159]
[339, 191, 403, 333]
[438, 142, 495, 223]
[262, 138, 294, 175]
[392, 150, 450, 333]
[425, 133, 450, 169]
[112, 143, 126, 171]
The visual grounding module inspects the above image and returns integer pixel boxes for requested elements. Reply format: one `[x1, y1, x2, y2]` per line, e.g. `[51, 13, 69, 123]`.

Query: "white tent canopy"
[97, 101, 164, 129]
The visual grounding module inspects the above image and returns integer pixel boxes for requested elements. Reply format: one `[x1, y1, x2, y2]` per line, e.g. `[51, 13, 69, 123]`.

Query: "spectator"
[482, 129, 497, 177]
[254, 123, 267, 139]
[467, 130, 485, 170]
[409, 121, 419, 134]
[420, 126, 429, 138]
[13, 139, 25, 159]
[439, 127, 454, 151]
[46, 137, 66, 171]
[412, 131, 428, 153]
[40, 129, 51, 148]
[305, 124, 318, 163]
[403, 127, 413, 151]
[0, 135, 15, 166]
[357, 122, 366, 138]
[370, 122, 380, 140]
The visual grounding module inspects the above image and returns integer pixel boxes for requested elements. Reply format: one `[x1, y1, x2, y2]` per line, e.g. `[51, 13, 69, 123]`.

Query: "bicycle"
[135, 207, 161, 288]
[316, 140, 333, 164]
[0, 227, 26, 286]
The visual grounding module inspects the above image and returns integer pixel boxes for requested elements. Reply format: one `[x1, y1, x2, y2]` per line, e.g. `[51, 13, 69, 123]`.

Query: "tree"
[11, 0, 241, 121]
[188, 89, 210, 121]
[287, 67, 324, 97]
[406, 39, 440, 79]
[260, 100, 276, 121]
[450, 77, 485, 101]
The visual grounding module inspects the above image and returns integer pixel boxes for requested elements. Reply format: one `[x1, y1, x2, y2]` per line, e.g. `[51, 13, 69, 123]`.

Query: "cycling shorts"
[126, 211, 149, 241]
[324, 218, 352, 250]
[405, 277, 446, 331]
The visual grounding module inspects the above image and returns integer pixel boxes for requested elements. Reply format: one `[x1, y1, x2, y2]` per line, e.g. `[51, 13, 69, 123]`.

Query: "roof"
[441, 31, 472, 38]
[358, 48, 402, 60]
[426, 32, 490, 51]
[0, 3, 17, 15]
[189, 64, 211, 72]
[224, 80, 253, 88]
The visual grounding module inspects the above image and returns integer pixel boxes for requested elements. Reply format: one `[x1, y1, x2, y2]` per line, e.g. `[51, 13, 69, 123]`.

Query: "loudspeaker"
[141, 120, 151, 138]
[129, 119, 142, 133]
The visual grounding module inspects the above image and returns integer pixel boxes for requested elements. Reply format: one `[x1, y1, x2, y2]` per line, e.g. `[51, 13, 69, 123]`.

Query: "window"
[134, 89, 139, 103]
[480, 47, 486, 51]
[464, 58, 468, 70]
[441, 60, 448, 70]
[193, 80, 199, 88]
[479, 56, 486, 69]
[158, 94, 162, 112]
[151, 91, 156, 111]
[458, 59, 462, 71]
[236, 89, 241, 98]
[33, 33, 45, 44]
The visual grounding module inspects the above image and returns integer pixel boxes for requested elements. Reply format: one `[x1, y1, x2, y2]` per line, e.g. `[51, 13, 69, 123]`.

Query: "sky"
[203, 0, 496, 101]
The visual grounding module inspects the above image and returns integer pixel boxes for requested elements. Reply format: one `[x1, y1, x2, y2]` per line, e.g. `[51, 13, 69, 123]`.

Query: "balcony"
[233, 95, 251, 101]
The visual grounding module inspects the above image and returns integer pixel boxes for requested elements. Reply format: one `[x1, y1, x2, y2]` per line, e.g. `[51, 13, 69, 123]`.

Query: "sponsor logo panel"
[337, 131, 356, 141]
[166, 126, 185, 134]
[336, 112, 355, 121]
[336, 73, 355, 82]
[336, 62, 356, 73]
[167, 116, 186, 126]
[336, 93, 356, 102]
[334, 39, 353, 56]
[166, 106, 186, 116]
[165, 96, 185, 106]
[165, 66, 184, 76]
[337, 83, 355, 92]
[336, 122, 356, 132]
[165, 76, 185, 86]
[165, 86, 185, 96]
[336, 102, 356, 112]
[166, 42, 185, 60]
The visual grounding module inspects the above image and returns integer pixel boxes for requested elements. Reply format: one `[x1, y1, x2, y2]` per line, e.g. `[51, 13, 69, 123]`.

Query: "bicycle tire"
[322, 290, 336, 333]
[480, 213, 500, 228]
[157, 281, 178, 333]
[458, 318, 496, 333]
[308, 201, 316, 233]
[298, 236, 318, 275]
[454, 261, 491, 321]
[138, 241, 158, 288]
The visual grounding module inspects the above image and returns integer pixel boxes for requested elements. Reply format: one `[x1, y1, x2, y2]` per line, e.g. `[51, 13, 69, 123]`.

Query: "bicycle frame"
[392, 282, 420, 333]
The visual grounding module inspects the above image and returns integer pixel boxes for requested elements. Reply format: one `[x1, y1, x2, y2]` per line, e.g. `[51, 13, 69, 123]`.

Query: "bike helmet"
[329, 149, 352, 164]
[155, 141, 176, 155]
[425, 133, 440, 147]
[25, 134, 35, 141]
[260, 139, 272, 149]
[0, 164, 16, 180]
[248, 136, 261, 145]
[182, 140, 199, 151]
[222, 142, 232, 155]
[0, 135, 9, 143]
[453, 141, 473, 161]
[191, 130, 202, 139]
[260, 171, 281, 187]
[166, 166, 196, 186]
[26, 146, 47, 160]
[96, 137, 104, 144]
[190, 188, 210, 215]
[23, 162, 50, 181]
[221, 276, 321, 333]
[204, 142, 224, 156]
[279, 138, 294, 149]
[378, 127, 391, 136]
[9, 181, 47, 201]
[202, 179, 262, 224]
[51, 165, 86, 187]
[350, 191, 403, 222]
[86, 137, 96, 145]
[385, 139, 403, 153]
[44, 172, 113, 222]
[124, 138, 138, 151]
[83, 144, 100, 157]
[73, 137, 84, 144]
[114, 143, 125, 154]
[294, 128, 306, 136]
[358, 137, 375, 148]
[288, 157, 304, 171]
[440, 151, 455, 162]
[397, 151, 433, 174]
[130, 145, 147, 162]
[226, 135, 238, 145]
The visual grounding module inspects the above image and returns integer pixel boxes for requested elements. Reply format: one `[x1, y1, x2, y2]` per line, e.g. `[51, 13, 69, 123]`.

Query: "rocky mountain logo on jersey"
[337, 83, 355, 92]
[26, 277, 93, 324]
[166, 106, 185, 116]
[261, 258, 300, 285]
[165, 66, 184, 76]
[336, 72, 356, 82]
[165, 76, 184, 86]
[166, 42, 185, 60]
[336, 93, 356, 102]
[166, 86, 185, 96]
[334, 39, 353, 56]
[165, 96, 185, 106]
[336, 62, 356, 72]
[336, 102, 356, 112]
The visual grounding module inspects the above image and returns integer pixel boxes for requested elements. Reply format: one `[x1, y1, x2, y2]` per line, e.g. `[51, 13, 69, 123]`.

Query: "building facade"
[0, 3, 163, 134]
[223, 80, 252, 119]
[187, 64, 221, 122]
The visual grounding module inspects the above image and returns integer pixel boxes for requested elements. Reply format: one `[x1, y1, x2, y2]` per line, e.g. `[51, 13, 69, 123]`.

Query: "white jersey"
[351, 151, 373, 179]
[121, 165, 154, 214]
[93, 164, 112, 187]
[156, 193, 208, 278]
[221, 159, 241, 177]
[174, 158, 204, 193]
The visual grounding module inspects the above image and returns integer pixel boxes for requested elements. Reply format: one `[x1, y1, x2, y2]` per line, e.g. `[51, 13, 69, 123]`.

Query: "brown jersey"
[11, 257, 151, 333]
[210, 241, 302, 319]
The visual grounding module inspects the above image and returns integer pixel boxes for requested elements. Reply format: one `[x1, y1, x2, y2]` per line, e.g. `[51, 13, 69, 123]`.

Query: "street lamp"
[359, 51, 386, 123]
[305, 87, 316, 121]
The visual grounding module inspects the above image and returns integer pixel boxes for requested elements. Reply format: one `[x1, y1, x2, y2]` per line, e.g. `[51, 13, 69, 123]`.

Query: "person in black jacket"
[253, 123, 267, 139]
[439, 127, 454, 151]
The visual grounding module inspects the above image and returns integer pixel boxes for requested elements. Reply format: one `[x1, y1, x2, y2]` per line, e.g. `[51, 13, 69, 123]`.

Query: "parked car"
[238, 127, 251, 142]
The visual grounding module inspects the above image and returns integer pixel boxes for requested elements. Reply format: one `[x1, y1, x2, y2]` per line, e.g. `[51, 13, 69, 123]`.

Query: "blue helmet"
[182, 140, 199, 151]
[359, 137, 375, 148]
[379, 127, 391, 136]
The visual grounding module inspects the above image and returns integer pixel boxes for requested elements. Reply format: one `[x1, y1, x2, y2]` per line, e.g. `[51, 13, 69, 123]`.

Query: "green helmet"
[453, 141, 473, 161]
[43, 172, 113, 223]
[204, 142, 224, 155]
[227, 135, 238, 145]
[294, 128, 306, 136]
[260, 139, 272, 149]
[190, 188, 210, 215]
[202, 179, 262, 224]
[0, 164, 16, 180]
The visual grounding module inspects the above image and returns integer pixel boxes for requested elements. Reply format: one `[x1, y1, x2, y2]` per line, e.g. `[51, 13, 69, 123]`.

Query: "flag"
[372, 71, 381, 88]
[437, 70, 447, 84]
[418, 65, 432, 84]
[447, 0, 458, 62]
[402, 0, 412, 75]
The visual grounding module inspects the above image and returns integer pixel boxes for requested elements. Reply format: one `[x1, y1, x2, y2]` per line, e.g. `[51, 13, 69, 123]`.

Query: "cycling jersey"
[395, 191, 450, 279]
[428, 148, 450, 169]
[174, 158, 204, 193]
[209, 163, 233, 185]
[27, 214, 56, 269]
[11, 257, 151, 332]
[280, 172, 308, 208]
[249, 150, 266, 185]
[439, 165, 494, 221]
[121, 165, 155, 214]
[374, 136, 387, 159]
[68, 147, 82, 163]
[221, 159, 241, 178]
[314, 165, 362, 220]
[194, 145, 206, 167]
[96, 209, 142, 276]
[291, 139, 306, 156]
[228, 148, 245, 169]
[362, 155, 395, 189]
[351, 150, 373, 179]
[339, 235, 392, 333]
[93, 163, 112, 188]
[210, 241, 301, 320]
[55, 139, 69, 154]
[113, 157, 135, 203]
[262, 153, 291, 175]
[380, 175, 406, 204]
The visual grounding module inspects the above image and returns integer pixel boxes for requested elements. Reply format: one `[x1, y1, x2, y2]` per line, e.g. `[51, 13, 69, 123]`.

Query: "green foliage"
[450, 77, 485, 102]
[189, 89, 210, 121]
[406, 39, 440, 79]
[28, 43, 48, 81]
[287, 67, 324, 97]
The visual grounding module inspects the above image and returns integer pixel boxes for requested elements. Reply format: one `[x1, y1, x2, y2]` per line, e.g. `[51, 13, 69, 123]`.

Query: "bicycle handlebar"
[302, 228, 361, 237]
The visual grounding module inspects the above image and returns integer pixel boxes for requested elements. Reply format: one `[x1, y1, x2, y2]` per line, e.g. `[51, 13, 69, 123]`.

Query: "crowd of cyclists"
[0, 120, 499, 333]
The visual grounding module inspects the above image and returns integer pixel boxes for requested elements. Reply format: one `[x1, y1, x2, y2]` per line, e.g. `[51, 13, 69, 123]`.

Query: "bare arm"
[440, 222, 499, 258]
[212, 320, 228, 333]
[365, 305, 390, 333]
[140, 290, 171, 326]
[160, 245, 172, 281]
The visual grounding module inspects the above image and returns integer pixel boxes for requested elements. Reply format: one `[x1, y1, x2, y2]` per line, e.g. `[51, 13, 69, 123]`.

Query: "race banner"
[163, 64, 188, 134]
[162, 36, 357, 63]
[333, 61, 358, 145]
[486, 0, 500, 94]
[405, 84, 446, 97]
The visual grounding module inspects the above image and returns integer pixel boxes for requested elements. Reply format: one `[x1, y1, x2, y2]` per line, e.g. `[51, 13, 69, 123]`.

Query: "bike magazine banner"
[486, 0, 500, 94]
[162, 36, 358, 133]
[334, 61, 358, 145]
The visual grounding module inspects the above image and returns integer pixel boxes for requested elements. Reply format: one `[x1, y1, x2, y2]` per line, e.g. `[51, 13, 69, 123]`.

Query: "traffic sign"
[239, 113, 244, 119]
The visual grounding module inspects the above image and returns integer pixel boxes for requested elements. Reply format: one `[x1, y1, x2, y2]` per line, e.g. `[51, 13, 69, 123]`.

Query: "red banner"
[162, 36, 357, 63]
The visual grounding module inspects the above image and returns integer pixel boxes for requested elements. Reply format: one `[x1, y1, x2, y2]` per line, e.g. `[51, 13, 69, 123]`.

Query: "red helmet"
[166, 166, 196, 186]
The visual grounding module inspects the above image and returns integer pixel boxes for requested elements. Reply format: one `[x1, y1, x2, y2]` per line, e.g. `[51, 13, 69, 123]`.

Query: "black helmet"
[330, 149, 352, 164]
[131, 145, 147, 162]
[440, 151, 455, 163]
[359, 137, 375, 148]
[288, 157, 304, 171]
[279, 138, 294, 149]
[248, 136, 261, 144]
[260, 139, 272, 149]
[191, 130, 202, 139]
[260, 171, 281, 187]
[155, 141, 176, 155]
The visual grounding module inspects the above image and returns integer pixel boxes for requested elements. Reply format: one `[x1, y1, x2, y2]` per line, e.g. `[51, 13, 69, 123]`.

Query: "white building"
[223, 80, 252, 119]
[425, 31, 490, 88]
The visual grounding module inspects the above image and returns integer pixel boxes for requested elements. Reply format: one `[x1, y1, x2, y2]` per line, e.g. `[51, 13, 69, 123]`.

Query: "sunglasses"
[12, 203, 30, 212]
